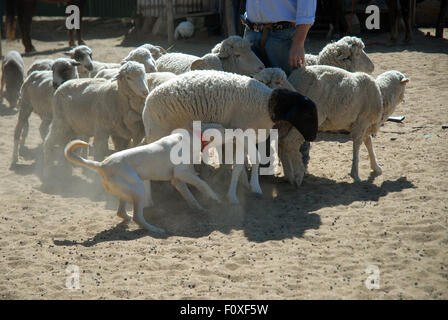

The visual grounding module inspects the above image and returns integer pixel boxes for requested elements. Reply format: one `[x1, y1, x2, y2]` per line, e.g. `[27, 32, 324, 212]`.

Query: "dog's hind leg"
[111, 172, 164, 233]
[117, 199, 131, 221]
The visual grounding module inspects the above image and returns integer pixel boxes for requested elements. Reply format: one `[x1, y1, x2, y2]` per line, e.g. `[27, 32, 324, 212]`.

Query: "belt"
[241, 17, 295, 33]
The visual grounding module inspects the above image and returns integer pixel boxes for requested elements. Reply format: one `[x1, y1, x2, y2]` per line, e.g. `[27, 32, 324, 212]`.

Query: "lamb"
[122, 47, 157, 73]
[43, 61, 149, 177]
[138, 43, 167, 60]
[142, 70, 318, 204]
[156, 52, 223, 75]
[304, 36, 374, 74]
[63, 123, 225, 233]
[0, 51, 25, 109]
[174, 21, 194, 40]
[27, 59, 54, 75]
[11, 58, 81, 166]
[285, 66, 409, 183]
[64, 45, 120, 78]
[156, 36, 264, 76]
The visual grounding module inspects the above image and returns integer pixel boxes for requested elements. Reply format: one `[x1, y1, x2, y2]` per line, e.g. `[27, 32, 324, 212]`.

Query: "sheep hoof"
[227, 194, 240, 205]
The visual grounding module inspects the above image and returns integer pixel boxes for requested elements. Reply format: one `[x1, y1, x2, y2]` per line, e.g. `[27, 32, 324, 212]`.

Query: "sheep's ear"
[70, 60, 81, 67]
[63, 50, 74, 56]
[120, 60, 126, 65]
[337, 54, 350, 61]
[111, 73, 121, 81]
[401, 78, 409, 83]
[190, 58, 205, 70]
[156, 46, 167, 55]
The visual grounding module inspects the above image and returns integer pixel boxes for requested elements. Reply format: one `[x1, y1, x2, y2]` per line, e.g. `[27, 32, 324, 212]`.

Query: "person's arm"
[288, 0, 317, 69]
[288, 24, 312, 69]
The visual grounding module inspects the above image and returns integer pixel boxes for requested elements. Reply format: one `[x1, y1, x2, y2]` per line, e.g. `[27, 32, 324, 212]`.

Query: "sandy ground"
[0, 18, 447, 300]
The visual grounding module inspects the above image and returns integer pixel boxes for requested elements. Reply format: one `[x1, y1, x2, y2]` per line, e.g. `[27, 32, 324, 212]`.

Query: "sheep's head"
[269, 89, 318, 142]
[211, 36, 264, 76]
[190, 53, 223, 71]
[27, 59, 54, 75]
[139, 44, 167, 60]
[376, 70, 409, 121]
[52, 58, 80, 89]
[253, 68, 296, 91]
[64, 45, 93, 72]
[122, 48, 157, 73]
[319, 36, 374, 74]
[113, 61, 149, 100]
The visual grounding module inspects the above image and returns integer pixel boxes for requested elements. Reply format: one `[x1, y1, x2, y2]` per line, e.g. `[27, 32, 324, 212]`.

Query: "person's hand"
[289, 44, 306, 69]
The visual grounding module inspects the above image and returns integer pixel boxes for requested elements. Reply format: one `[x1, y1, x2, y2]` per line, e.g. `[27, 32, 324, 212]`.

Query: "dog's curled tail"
[64, 140, 102, 172]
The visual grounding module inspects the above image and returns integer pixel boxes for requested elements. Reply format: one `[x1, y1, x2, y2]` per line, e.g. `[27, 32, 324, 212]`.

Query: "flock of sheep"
[0, 35, 409, 233]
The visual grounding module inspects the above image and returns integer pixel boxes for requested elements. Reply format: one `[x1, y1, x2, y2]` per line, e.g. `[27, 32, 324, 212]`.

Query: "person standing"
[242, 0, 317, 170]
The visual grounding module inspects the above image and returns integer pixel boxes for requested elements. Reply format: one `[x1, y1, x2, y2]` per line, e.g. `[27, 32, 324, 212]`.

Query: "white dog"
[64, 124, 227, 233]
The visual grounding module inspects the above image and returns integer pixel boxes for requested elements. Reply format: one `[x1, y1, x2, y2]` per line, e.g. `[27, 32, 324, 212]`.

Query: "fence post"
[166, 0, 174, 44]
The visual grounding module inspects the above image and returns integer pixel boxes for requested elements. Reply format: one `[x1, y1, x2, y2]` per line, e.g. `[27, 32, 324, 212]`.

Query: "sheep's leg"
[364, 134, 382, 175]
[171, 178, 205, 211]
[174, 166, 221, 203]
[92, 132, 109, 161]
[12, 100, 32, 165]
[39, 118, 52, 141]
[249, 164, 263, 197]
[111, 135, 129, 152]
[43, 121, 73, 178]
[227, 164, 244, 205]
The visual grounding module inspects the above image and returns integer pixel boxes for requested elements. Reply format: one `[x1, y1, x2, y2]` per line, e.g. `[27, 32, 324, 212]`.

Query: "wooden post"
[225, 0, 236, 36]
[166, 0, 174, 44]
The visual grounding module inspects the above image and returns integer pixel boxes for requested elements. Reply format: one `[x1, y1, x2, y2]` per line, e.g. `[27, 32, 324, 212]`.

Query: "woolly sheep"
[156, 36, 264, 76]
[304, 36, 374, 74]
[0, 51, 25, 109]
[156, 52, 223, 74]
[137, 43, 167, 60]
[285, 66, 409, 183]
[43, 61, 149, 177]
[142, 70, 318, 204]
[11, 58, 81, 166]
[27, 59, 54, 75]
[174, 21, 194, 40]
[122, 47, 157, 73]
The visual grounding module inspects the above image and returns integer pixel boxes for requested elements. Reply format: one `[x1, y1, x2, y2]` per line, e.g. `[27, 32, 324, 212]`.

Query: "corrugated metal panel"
[137, 0, 217, 18]
[34, 0, 137, 18]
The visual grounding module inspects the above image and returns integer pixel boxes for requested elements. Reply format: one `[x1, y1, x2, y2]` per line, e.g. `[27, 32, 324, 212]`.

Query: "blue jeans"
[243, 26, 311, 170]
[243, 26, 295, 76]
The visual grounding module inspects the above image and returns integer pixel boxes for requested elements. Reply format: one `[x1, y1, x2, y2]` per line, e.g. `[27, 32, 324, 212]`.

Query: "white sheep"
[156, 36, 264, 76]
[27, 59, 54, 76]
[174, 21, 194, 40]
[0, 51, 25, 109]
[43, 61, 149, 177]
[142, 70, 318, 204]
[286, 66, 409, 183]
[304, 36, 375, 74]
[122, 47, 157, 73]
[11, 58, 81, 166]
[156, 52, 223, 75]
[138, 43, 167, 60]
